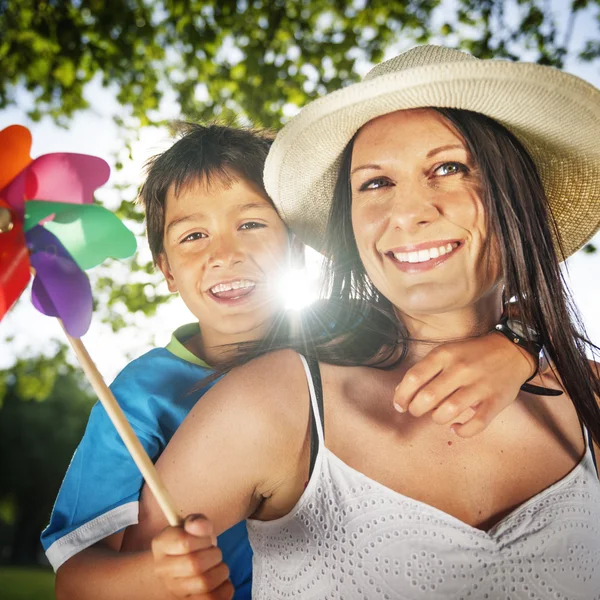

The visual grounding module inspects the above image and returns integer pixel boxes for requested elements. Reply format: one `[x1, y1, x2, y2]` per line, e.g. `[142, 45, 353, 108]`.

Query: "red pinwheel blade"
[0, 219, 30, 321]
[28, 226, 93, 338]
[0, 125, 32, 192]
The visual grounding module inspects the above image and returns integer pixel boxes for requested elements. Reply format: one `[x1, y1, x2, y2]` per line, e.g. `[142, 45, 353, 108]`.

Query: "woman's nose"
[388, 187, 440, 234]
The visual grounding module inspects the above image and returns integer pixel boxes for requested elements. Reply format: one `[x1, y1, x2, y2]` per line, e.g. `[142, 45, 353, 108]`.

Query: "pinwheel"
[0, 124, 180, 525]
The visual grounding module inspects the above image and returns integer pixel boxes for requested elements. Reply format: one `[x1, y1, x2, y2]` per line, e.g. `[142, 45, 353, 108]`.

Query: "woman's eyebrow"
[350, 164, 382, 176]
[426, 143, 464, 158]
[350, 145, 465, 177]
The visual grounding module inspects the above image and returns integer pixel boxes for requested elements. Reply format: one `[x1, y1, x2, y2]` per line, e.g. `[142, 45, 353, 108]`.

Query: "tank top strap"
[299, 354, 324, 478]
[584, 424, 599, 478]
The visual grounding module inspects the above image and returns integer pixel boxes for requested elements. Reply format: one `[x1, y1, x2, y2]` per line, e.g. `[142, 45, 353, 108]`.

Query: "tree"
[1, 0, 598, 326]
[3, 0, 600, 129]
[0, 349, 96, 564]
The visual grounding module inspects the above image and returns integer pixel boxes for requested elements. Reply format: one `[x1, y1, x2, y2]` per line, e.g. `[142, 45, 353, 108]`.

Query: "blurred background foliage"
[0, 0, 599, 573]
[0, 351, 95, 566]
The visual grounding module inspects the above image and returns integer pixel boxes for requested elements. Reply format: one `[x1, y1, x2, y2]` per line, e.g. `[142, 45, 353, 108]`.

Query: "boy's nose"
[207, 238, 244, 268]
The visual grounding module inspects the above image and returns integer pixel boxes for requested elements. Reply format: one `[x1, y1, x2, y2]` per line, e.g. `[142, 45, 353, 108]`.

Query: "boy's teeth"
[210, 280, 255, 294]
[393, 243, 458, 264]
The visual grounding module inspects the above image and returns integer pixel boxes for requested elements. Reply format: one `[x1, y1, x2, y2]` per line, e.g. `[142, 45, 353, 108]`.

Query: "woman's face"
[350, 108, 501, 319]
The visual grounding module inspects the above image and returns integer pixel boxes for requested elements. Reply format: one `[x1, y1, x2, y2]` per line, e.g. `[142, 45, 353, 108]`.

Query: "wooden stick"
[60, 321, 182, 527]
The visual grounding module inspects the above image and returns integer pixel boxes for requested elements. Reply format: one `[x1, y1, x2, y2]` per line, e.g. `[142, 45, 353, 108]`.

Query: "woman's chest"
[322, 385, 586, 530]
[249, 446, 600, 600]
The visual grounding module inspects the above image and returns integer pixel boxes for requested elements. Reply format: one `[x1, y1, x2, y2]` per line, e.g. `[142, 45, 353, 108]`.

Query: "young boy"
[42, 123, 539, 600]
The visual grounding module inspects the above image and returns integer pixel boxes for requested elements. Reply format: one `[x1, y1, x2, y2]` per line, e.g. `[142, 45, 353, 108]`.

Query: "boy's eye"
[239, 221, 266, 231]
[433, 162, 468, 177]
[358, 176, 393, 192]
[181, 232, 207, 243]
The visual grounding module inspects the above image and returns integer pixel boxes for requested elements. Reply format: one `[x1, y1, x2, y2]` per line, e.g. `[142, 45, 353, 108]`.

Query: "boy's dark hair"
[138, 122, 275, 263]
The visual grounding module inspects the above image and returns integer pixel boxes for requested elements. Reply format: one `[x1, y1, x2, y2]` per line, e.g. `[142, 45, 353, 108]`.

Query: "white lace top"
[246, 356, 600, 599]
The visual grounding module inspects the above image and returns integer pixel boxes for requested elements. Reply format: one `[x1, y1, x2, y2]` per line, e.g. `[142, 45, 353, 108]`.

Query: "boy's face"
[157, 175, 292, 347]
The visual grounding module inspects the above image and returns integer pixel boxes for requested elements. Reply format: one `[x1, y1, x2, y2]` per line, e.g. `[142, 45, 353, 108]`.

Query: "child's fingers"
[168, 561, 231, 597]
[450, 402, 497, 438]
[431, 387, 492, 426]
[197, 579, 235, 600]
[406, 371, 461, 417]
[184, 514, 217, 545]
[155, 545, 224, 579]
[152, 523, 214, 559]
[394, 359, 443, 412]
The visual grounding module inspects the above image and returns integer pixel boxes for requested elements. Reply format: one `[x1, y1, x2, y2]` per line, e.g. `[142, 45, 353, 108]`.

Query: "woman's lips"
[387, 241, 463, 273]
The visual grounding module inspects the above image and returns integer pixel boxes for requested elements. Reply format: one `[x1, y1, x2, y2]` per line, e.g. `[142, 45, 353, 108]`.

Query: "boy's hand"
[394, 332, 536, 438]
[152, 514, 233, 600]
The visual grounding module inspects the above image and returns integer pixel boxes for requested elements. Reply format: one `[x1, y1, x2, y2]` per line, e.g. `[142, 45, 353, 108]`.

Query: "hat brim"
[265, 60, 600, 259]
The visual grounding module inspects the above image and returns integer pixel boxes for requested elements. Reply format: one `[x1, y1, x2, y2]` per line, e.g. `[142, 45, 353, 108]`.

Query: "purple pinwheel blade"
[30, 250, 93, 338]
[26, 224, 73, 259]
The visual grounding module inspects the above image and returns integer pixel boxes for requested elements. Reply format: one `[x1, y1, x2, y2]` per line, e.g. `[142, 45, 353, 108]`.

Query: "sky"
[1, 6, 599, 383]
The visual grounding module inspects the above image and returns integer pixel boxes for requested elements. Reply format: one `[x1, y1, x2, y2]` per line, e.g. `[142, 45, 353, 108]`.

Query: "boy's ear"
[156, 253, 178, 293]
[289, 233, 306, 269]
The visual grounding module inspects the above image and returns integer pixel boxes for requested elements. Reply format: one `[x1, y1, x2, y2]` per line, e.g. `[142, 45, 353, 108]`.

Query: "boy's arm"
[42, 398, 158, 566]
[55, 537, 178, 600]
[45, 372, 163, 600]
[394, 330, 537, 437]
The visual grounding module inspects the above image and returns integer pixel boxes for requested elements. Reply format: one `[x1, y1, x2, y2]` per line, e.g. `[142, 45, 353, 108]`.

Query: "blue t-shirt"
[41, 324, 252, 598]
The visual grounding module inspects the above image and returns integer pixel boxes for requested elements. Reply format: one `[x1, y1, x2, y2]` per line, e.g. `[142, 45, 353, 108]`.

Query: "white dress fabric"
[247, 355, 600, 599]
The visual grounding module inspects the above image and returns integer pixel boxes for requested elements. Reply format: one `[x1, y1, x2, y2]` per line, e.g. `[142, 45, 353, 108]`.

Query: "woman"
[127, 46, 600, 599]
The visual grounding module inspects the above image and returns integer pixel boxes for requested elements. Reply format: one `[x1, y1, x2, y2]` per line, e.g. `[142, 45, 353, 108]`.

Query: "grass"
[0, 566, 55, 600]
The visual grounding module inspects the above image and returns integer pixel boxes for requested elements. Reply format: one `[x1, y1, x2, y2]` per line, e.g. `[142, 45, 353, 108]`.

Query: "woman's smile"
[386, 240, 463, 273]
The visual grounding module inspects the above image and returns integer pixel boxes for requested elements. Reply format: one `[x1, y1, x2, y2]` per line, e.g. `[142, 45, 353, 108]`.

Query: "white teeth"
[393, 243, 459, 264]
[210, 279, 255, 294]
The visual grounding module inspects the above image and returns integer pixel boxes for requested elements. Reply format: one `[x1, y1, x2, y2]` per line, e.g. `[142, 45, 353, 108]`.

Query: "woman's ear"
[289, 232, 306, 269]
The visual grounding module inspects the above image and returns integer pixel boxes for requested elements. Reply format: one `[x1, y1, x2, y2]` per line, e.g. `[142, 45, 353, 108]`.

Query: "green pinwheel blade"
[25, 201, 136, 270]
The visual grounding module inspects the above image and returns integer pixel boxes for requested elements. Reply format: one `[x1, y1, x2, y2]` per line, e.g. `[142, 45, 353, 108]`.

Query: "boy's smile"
[208, 278, 256, 302]
[158, 174, 291, 359]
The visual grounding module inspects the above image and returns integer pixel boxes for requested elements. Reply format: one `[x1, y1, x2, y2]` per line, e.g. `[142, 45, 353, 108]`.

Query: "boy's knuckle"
[434, 347, 452, 363]
[404, 373, 420, 387]
[420, 390, 437, 405]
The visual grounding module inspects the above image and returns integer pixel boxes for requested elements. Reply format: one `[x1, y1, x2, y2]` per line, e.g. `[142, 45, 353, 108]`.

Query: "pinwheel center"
[0, 207, 13, 233]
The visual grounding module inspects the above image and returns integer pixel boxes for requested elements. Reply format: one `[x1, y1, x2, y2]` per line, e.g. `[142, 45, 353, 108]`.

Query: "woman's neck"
[399, 294, 504, 363]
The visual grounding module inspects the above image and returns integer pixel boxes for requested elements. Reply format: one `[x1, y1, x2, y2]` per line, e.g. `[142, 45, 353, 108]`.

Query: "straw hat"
[264, 45, 600, 259]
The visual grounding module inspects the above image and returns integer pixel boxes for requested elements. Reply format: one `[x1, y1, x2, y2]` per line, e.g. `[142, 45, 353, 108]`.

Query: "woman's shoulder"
[197, 350, 313, 427]
[225, 349, 310, 396]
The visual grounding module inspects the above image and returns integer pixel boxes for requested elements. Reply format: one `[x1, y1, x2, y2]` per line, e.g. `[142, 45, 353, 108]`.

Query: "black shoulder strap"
[304, 355, 324, 480]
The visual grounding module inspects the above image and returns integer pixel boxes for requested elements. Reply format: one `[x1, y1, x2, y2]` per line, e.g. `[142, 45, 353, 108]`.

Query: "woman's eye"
[239, 221, 266, 231]
[434, 162, 468, 177]
[181, 232, 207, 243]
[358, 177, 392, 192]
